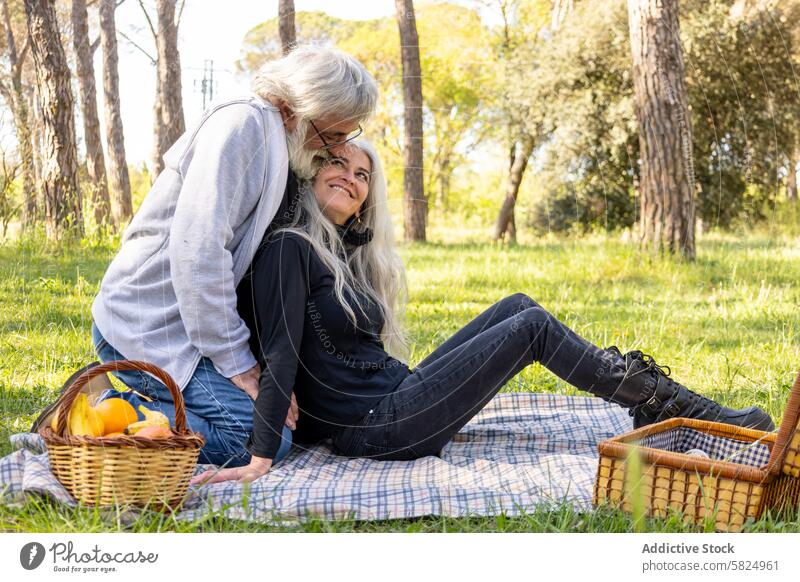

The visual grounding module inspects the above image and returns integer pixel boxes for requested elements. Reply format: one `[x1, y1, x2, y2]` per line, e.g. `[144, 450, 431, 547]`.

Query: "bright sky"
[108, 0, 399, 166]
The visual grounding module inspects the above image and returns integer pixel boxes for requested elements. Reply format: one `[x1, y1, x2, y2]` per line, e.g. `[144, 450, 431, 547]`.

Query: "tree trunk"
[151, 0, 185, 179]
[99, 0, 132, 227]
[551, 0, 574, 30]
[1, 0, 36, 228]
[24, 0, 82, 241]
[11, 98, 35, 225]
[788, 150, 798, 203]
[494, 136, 533, 242]
[278, 0, 296, 55]
[627, 0, 695, 259]
[437, 154, 450, 210]
[27, 85, 42, 213]
[395, 0, 426, 242]
[72, 0, 110, 227]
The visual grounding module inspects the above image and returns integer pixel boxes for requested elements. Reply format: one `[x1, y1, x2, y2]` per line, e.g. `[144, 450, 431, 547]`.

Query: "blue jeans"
[332, 293, 630, 460]
[91, 323, 292, 467]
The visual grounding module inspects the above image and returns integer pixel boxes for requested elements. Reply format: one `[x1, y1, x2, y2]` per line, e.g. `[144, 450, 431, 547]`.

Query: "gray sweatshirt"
[91, 95, 289, 389]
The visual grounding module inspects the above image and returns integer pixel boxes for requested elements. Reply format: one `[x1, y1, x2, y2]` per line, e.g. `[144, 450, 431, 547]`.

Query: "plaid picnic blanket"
[0, 393, 632, 524]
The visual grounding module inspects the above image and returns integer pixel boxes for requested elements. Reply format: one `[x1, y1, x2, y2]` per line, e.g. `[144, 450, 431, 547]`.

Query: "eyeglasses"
[309, 119, 363, 149]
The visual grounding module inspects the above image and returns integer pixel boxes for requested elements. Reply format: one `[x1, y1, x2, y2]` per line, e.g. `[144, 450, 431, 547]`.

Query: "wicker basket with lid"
[593, 369, 800, 531]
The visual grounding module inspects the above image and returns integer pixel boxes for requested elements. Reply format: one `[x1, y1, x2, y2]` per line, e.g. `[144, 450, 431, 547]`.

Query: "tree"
[525, 0, 800, 234]
[415, 4, 492, 211]
[237, 11, 353, 73]
[71, 0, 110, 226]
[0, 129, 20, 237]
[395, 0, 426, 242]
[494, 135, 533, 241]
[99, 0, 131, 226]
[686, 0, 800, 225]
[139, 0, 185, 178]
[239, 6, 491, 221]
[492, 0, 552, 242]
[0, 0, 35, 228]
[520, 0, 638, 236]
[627, 0, 695, 259]
[278, 0, 295, 54]
[24, 0, 82, 240]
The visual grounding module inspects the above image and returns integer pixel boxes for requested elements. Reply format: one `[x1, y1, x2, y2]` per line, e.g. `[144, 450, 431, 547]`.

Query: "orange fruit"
[134, 425, 173, 439]
[93, 398, 138, 435]
[102, 432, 125, 438]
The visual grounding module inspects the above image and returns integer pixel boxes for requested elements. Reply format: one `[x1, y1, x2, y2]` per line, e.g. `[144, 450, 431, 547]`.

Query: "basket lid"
[763, 369, 800, 478]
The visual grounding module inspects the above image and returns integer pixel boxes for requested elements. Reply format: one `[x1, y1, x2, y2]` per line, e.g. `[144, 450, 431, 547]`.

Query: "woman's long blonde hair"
[272, 140, 410, 362]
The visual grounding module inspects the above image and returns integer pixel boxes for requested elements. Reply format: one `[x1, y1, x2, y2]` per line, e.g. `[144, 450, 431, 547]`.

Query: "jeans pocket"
[362, 411, 394, 448]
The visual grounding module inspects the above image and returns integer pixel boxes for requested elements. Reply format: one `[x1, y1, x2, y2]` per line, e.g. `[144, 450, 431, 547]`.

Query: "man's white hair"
[252, 45, 379, 127]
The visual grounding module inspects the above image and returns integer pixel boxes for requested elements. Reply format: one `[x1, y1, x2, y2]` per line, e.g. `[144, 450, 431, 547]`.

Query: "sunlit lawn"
[1, 227, 799, 532]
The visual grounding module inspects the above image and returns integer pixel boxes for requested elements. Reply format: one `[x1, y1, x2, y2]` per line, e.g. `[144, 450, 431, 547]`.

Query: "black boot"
[605, 346, 775, 432]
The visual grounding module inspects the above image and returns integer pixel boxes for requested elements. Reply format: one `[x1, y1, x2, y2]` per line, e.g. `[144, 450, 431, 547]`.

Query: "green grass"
[1, 229, 799, 532]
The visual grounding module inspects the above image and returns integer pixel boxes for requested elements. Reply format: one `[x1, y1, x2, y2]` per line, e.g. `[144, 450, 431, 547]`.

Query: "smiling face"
[312, 144, 372, 226]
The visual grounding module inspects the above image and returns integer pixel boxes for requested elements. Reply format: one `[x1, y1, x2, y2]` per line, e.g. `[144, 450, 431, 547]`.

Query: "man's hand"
[231, 365, 297, 429]
[230, 364, 260, 400]
[285, 392, 299, 430]
[190, 455, 273, 485]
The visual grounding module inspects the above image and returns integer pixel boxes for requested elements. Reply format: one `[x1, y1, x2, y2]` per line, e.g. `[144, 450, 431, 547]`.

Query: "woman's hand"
[285, 392, 299, 430]
[190, 456, 273, 485]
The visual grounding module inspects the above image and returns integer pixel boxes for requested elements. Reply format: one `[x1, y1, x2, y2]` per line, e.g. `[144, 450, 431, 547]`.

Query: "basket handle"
[764, 368, 800, 477]
[54, 360, 187, 437]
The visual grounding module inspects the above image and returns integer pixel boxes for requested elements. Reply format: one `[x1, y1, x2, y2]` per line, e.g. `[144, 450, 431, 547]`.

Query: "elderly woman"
[193, 141, 774, 484]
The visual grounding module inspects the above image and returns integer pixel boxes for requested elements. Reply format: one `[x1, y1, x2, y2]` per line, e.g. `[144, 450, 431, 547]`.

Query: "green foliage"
[239, 4, 497, 216]
[683, 0, 800, 229]
[510, 0, 637, 234]
[236, 11, 358, 74]
[0, 167, 20, 238]
[514, 0, 800, 233]
[234, 1, 800, 236]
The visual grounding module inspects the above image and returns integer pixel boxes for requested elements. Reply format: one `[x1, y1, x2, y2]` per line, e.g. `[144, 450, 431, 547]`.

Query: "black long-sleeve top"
[238, 230, 410, 458]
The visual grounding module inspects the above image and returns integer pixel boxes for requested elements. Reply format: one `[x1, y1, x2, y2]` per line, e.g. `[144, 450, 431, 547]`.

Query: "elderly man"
[88, 45, 378, 468]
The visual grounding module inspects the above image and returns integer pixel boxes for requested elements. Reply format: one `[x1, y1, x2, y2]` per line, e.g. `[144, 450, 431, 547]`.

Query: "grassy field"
[1, 228, 799, 532]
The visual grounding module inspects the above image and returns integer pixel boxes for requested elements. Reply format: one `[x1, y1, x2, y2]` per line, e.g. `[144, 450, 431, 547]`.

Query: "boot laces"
[625, 349, 671, 378]
[610, 347, 720, 416]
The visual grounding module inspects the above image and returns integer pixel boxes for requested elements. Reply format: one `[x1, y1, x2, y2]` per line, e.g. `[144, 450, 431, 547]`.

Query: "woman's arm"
[247, 233, 310, 458]
[193, 233, 310, 485]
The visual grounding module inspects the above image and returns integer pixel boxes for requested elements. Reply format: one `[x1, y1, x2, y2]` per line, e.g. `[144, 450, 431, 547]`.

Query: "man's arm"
[168, 103, 271, 380]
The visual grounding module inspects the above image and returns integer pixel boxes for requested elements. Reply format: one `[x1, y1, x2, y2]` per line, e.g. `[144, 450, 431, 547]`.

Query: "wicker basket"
[593, 368, 800, 532]
[39, 360, 205, 509]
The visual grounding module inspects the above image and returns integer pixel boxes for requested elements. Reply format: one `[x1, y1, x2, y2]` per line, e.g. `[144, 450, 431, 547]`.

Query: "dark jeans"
[332, 293, 631, 460]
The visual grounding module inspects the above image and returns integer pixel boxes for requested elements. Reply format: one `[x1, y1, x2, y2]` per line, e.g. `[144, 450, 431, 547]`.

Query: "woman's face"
[312, 144, 371, 226]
